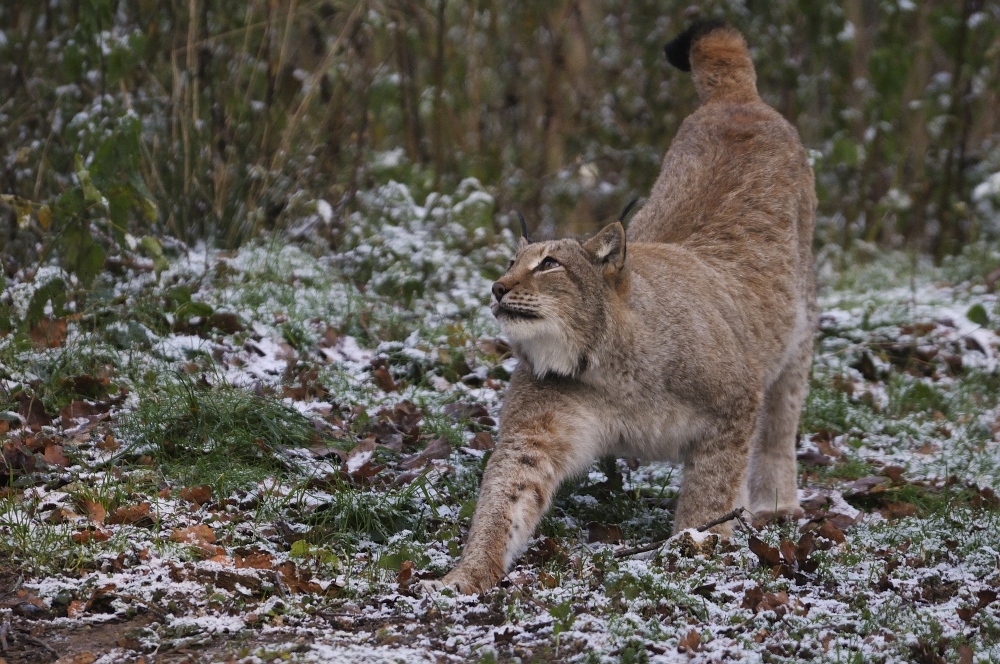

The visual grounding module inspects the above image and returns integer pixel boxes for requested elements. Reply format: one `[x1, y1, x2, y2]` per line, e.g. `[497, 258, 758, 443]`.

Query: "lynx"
[425, 21, 816, 594]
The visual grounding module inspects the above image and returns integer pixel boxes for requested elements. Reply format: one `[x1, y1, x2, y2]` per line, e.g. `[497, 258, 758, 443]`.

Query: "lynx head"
[491, 221, 627, 379]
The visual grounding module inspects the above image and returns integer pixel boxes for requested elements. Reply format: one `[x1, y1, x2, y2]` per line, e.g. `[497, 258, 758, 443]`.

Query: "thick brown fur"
[424, 23, 816, 595]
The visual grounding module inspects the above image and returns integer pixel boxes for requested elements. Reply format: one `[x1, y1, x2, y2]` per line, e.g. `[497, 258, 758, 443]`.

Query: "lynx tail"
[664, 20, 758, 104]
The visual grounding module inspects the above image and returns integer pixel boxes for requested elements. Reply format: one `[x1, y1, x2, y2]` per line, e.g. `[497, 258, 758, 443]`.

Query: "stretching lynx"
[426, 21, 816, 594]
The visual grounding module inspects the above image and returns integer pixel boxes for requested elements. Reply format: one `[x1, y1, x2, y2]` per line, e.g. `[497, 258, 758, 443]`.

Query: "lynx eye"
[536, 256, 562, 272]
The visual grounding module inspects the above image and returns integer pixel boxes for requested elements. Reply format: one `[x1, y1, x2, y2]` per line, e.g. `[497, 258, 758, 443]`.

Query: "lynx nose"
[492, 281, 508, 302]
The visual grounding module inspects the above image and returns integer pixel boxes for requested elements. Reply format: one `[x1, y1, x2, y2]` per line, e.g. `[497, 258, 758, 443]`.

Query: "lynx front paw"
[418, 566, 498, 595]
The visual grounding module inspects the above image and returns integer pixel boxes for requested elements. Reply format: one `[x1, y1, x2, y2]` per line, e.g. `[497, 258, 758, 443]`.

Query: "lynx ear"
[583, 222, 626, 275]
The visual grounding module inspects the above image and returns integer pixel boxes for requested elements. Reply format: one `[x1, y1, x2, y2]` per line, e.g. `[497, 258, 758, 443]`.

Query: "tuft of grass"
[118, 376, 330, 496]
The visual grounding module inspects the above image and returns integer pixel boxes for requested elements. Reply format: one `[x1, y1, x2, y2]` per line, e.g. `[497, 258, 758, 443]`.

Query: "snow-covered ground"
[2, 184, 1000, 662]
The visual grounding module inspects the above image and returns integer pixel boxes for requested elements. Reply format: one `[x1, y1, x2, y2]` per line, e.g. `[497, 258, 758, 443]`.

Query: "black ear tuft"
[664, 19, 729, 72]
[515, 210, 530, 243]
[618, 196, 641, 224]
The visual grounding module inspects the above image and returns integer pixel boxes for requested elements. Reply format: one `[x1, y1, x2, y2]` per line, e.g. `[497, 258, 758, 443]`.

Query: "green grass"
[117, 376, 336, 497]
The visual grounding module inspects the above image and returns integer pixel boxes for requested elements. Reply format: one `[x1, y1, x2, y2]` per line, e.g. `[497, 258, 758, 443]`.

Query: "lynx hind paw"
[749, 506, 805, 529]
[417, 574, 486, 596]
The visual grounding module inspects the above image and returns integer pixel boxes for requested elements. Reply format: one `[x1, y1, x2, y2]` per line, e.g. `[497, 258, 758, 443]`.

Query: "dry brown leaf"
[17, 393, 52, 427]
[742, 586, 763, 611]
[97, 435, 120, 452]
[170, 524, 216, 545]
[396, 560, 415, 588]
[818, 520, 846, 544]
[587, 522, 623, 544]
[29, 318, 67, 349]
[372, 366, 397, 393]
[399, 436, 451, 470]
[107, 502, 151, 525]
[883, 502, 917, 519]
[677, 629, 701, 653]
[180, 485, 212, 505]
[235, 551, 275, 570]
[71, 528, 111, 544]
[59, 401, 101, 422]
[67, 600, 88, 619]
[81, 500, 106, 525]
[53, 652, 96, 664]
[748, 536, 782, 567]
[42, 443, 69, 467]
[468, 431, 495, 450]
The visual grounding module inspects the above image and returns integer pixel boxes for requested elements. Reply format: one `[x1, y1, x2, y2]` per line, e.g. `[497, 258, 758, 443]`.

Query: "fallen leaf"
[817, 520, 846, 544]
[844, 476, 887, 497]
[883, 502, 917, 519]
[779, 539, 797, 566]
[17, 393, 52, 427]
[235, 551, 275, 570]
[53, 652, 96, 664]
[587, 522, 623, 544]
[59, 400, 101, 422]
[881, 465, 906, 483]
[170, 524, 216, 545]
[677, 629, 701, 653]
[400, 436, 452, 470]
[797, 449, 832, 466]
[468, 431, 494, 450]
[795, 531, 815, 563]
[96, 435, 120, 452]
[180, 485, 212, 505]
[42, 444, 69, 467]
[748, 536, 781, 567]
[81, 500, 106, 525]
[397, 560, 415, 588]
[107, 502, 151, 525]
[207, 311, 244, 334]
[29, 318, 67, 348]
[72, 528, 111, 544]
[758, 590, 790, 617]
[372, 366, 397, 393]
[67, 600, 88, 619]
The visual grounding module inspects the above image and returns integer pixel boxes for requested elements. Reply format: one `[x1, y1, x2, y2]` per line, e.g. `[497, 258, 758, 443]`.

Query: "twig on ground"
[272, 570, 288, 599]
[18, 632, 60, 658]
[613, 539, 669, 559]
[1, 609, 11, 651]
[105, 592, 167, 617]
[614, 507, 754, 558]
[697, 506, 752, 533]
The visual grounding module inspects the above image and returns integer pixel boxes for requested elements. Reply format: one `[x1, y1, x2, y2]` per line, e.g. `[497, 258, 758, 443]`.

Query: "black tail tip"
[664, 19, 729, 72]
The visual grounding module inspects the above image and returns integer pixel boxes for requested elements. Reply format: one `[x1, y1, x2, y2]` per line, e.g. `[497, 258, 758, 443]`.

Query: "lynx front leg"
[424, 411, 599, 594]
[673, 416, 754, 537]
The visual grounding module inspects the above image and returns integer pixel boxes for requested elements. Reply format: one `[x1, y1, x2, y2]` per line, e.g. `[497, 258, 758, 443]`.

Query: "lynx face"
[491, 225, 625, 379]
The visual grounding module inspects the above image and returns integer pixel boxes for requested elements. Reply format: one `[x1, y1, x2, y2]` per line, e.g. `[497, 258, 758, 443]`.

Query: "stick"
[697, 507, 750, 532]
[19, 633, 60, 658]
[1, 610, 10, 652]
[614, 507, 753, 558]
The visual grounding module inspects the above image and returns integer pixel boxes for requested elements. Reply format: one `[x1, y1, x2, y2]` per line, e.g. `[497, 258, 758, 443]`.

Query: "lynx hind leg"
[673, 415, 754, 537]
[746, 338, 811, 521]
[426, 410, 600, 594]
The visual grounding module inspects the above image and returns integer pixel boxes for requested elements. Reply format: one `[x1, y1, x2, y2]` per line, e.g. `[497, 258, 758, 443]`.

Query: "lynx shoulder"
[424, 21, 816, 594]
